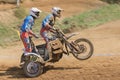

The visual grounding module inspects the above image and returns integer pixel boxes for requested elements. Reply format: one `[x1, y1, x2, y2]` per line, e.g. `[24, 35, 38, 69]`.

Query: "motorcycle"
[20, 28, 94, 78]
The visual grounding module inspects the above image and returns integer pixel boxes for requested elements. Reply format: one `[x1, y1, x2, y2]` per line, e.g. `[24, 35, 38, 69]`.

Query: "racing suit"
[40, 14, 55, 44]
[40, 14, 55, 60]
[20, 15, 35, 53]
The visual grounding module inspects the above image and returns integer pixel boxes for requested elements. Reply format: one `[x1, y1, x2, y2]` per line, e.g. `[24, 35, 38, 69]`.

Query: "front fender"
[67, 33, 76, 40]
[24, 52, 45, 64]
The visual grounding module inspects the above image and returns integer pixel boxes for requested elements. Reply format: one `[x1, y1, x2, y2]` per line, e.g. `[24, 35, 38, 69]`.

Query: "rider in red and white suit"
[20, 7, 42, 53]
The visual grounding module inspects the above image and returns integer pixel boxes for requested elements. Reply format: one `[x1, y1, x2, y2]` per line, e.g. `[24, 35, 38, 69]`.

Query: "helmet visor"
[34, 12, 40, 17]
[57, 10, 61, 14]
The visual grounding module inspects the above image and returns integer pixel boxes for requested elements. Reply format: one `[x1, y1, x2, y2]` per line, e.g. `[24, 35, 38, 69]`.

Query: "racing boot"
[47, 43, 53, 62]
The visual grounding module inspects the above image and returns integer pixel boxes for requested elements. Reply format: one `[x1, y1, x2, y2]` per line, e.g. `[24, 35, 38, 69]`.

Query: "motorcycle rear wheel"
[23, 61, 44, 78]
[72, 38, 94, 60]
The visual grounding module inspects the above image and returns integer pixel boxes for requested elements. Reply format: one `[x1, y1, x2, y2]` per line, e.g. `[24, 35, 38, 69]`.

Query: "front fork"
[64, 41, 80, 54]
[70, 41, 80, 52]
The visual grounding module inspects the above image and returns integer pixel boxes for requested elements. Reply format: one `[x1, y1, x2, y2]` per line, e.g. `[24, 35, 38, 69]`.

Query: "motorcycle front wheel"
[23, 61, 44, 78]
[72, 38, 94, 60]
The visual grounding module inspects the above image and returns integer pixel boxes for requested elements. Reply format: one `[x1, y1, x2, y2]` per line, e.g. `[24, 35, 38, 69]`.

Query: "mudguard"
[24, 52, 45, 64]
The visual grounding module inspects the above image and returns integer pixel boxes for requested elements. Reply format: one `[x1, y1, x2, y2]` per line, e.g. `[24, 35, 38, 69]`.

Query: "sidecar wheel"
[23, 61, 44, 78]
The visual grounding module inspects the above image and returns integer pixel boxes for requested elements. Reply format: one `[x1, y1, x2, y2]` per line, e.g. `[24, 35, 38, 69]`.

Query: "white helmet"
[30, 7, 42, 18]
[52, 7, 63, 17]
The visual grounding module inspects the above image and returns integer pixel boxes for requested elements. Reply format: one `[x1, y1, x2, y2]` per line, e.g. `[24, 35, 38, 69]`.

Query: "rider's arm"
[25, 17, 38, 38]
[45, 23, 56, 33]
[26, 27, 38, 38]
[44, 16, 56, 33]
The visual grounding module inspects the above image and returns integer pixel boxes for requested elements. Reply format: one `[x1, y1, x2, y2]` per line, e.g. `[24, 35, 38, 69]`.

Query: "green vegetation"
[0, 8, 47, 47]
[59, 4, 120, 33]
[1, 4, 120, 46]
[0, 7, 26, 46]
[14, 7, 27, 19]
[0, 23, 19, 46]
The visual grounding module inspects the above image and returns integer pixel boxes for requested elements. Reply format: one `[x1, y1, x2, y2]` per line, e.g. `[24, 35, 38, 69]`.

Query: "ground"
[0, 20, 120, 80]
[0, 0, 120, 80]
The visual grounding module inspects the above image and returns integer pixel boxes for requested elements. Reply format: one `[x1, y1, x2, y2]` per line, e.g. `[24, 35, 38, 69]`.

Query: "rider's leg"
[20, 32, 32, 64]
[41, 32, 52, 60]
[21, 32, 32, 53]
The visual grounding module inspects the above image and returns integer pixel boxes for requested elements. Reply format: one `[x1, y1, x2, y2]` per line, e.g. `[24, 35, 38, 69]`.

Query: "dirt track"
[0, 20, 120, 80]
[0, 0, 120, 80]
